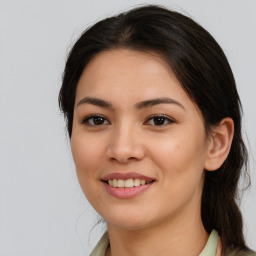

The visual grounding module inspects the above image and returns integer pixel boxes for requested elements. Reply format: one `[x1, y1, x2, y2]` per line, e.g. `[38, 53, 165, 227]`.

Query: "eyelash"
[145, 115, 174, 126]
[81, 115, 110, 126]
[81, 114, 174, 127]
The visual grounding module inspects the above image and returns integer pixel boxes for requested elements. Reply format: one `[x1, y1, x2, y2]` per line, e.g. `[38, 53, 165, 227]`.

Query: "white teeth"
[117, 179, 125, 188]
[134, 179, 140, 187]
[113, 179, 118, 187]
[124, 179, 133, 188]
[107, 179, 148, 188]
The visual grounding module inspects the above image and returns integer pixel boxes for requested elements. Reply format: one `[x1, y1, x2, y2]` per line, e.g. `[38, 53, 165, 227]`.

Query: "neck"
[107, 204, 208, 256]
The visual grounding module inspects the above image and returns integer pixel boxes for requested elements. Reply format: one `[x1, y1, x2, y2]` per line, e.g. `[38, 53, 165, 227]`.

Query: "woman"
[59, 5, 255, 256]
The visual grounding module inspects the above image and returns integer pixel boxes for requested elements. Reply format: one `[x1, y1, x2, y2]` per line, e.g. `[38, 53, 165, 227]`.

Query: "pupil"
[154, 117, 165, 125]
[94, 117, 104, 125]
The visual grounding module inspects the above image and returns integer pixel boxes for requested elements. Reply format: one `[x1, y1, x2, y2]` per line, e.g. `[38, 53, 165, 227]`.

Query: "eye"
[145, 115, 174, 126]
[81, 115, 110, 126]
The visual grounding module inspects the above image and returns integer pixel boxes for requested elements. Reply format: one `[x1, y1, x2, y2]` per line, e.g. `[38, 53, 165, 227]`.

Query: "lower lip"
[103, 182, 154, 199]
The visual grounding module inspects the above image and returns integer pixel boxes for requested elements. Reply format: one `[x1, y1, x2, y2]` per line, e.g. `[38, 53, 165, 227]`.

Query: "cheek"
[71, 132, 101, 167]
[149, 129, 207, 187]
[71, 134, 108, 209]
[70, 133, 103, 190]
[148, 135, 206, 217]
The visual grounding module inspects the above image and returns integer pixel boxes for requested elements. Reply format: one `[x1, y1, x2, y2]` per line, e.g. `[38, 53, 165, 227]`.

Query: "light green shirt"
[90, 229, 220, 256]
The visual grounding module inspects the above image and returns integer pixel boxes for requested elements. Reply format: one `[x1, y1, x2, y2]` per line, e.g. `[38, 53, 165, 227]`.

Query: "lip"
[102, 181, 154, 199]
[101, 172, 155, 182]
[101, 172, 156, 199]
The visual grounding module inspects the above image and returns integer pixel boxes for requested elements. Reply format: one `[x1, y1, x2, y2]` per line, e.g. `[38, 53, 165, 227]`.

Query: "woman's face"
[71, 49, 211, 230]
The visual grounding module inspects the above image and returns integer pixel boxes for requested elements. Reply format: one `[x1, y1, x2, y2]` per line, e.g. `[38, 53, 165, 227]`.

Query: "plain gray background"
[0, 0, 255, 255]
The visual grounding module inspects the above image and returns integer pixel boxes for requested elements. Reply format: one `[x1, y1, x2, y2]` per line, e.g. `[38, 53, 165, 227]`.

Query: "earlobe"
[204, 117, 234, 171]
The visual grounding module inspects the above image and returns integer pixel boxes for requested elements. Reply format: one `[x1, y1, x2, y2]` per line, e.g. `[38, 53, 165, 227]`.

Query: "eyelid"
[144, 114, 175, 126]
[81, 114, 110, 126]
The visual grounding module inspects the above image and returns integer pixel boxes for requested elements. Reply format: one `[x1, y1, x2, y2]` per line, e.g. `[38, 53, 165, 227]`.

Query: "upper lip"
[101, 172, 155, 182]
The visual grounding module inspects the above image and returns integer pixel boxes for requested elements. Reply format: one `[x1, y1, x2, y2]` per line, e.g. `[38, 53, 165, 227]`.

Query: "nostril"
[109, 156, 137, 164]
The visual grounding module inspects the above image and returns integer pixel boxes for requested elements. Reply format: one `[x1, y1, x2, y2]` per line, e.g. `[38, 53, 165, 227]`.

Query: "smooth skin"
[71, 49, 234, 256]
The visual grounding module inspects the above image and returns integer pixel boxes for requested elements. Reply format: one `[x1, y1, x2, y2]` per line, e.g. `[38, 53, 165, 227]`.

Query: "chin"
[108, 218, 151, 231]
[102, 207, 154, 230]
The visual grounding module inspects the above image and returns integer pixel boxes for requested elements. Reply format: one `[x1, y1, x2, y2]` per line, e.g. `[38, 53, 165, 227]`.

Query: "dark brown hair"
[59, 5, 249, 252]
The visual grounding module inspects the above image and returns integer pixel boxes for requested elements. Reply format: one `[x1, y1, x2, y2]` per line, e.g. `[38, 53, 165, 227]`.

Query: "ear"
[204, 117, 234, 171]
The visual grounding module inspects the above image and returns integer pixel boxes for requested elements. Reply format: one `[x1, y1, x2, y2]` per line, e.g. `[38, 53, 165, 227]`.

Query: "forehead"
[83, 48, 173, 77]
[76, 49, 187, 102]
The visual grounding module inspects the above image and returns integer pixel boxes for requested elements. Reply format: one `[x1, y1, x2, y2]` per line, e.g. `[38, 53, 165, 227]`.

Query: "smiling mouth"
[101, 173, 156, 198]
[104, 178, 154, 188]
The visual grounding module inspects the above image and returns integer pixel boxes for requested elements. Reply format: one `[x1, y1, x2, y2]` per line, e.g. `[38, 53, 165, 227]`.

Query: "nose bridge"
[107, 120, 144, 163]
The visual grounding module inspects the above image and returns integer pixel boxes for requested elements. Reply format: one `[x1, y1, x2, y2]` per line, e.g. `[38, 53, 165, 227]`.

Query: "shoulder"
[225, 247, 256, 256]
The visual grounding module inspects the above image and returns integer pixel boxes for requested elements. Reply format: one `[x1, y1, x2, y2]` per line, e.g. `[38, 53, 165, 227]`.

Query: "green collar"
[90, 229, 219, 256]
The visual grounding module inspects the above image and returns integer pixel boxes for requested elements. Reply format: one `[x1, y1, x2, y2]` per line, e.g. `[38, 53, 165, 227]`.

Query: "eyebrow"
[77, 97, 114, 109]
[76, 96, 185, 111]
[135, 97, 185, 111]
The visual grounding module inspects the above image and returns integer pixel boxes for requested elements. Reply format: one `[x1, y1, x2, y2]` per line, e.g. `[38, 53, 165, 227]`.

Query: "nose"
[106, 124, 145, 164]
